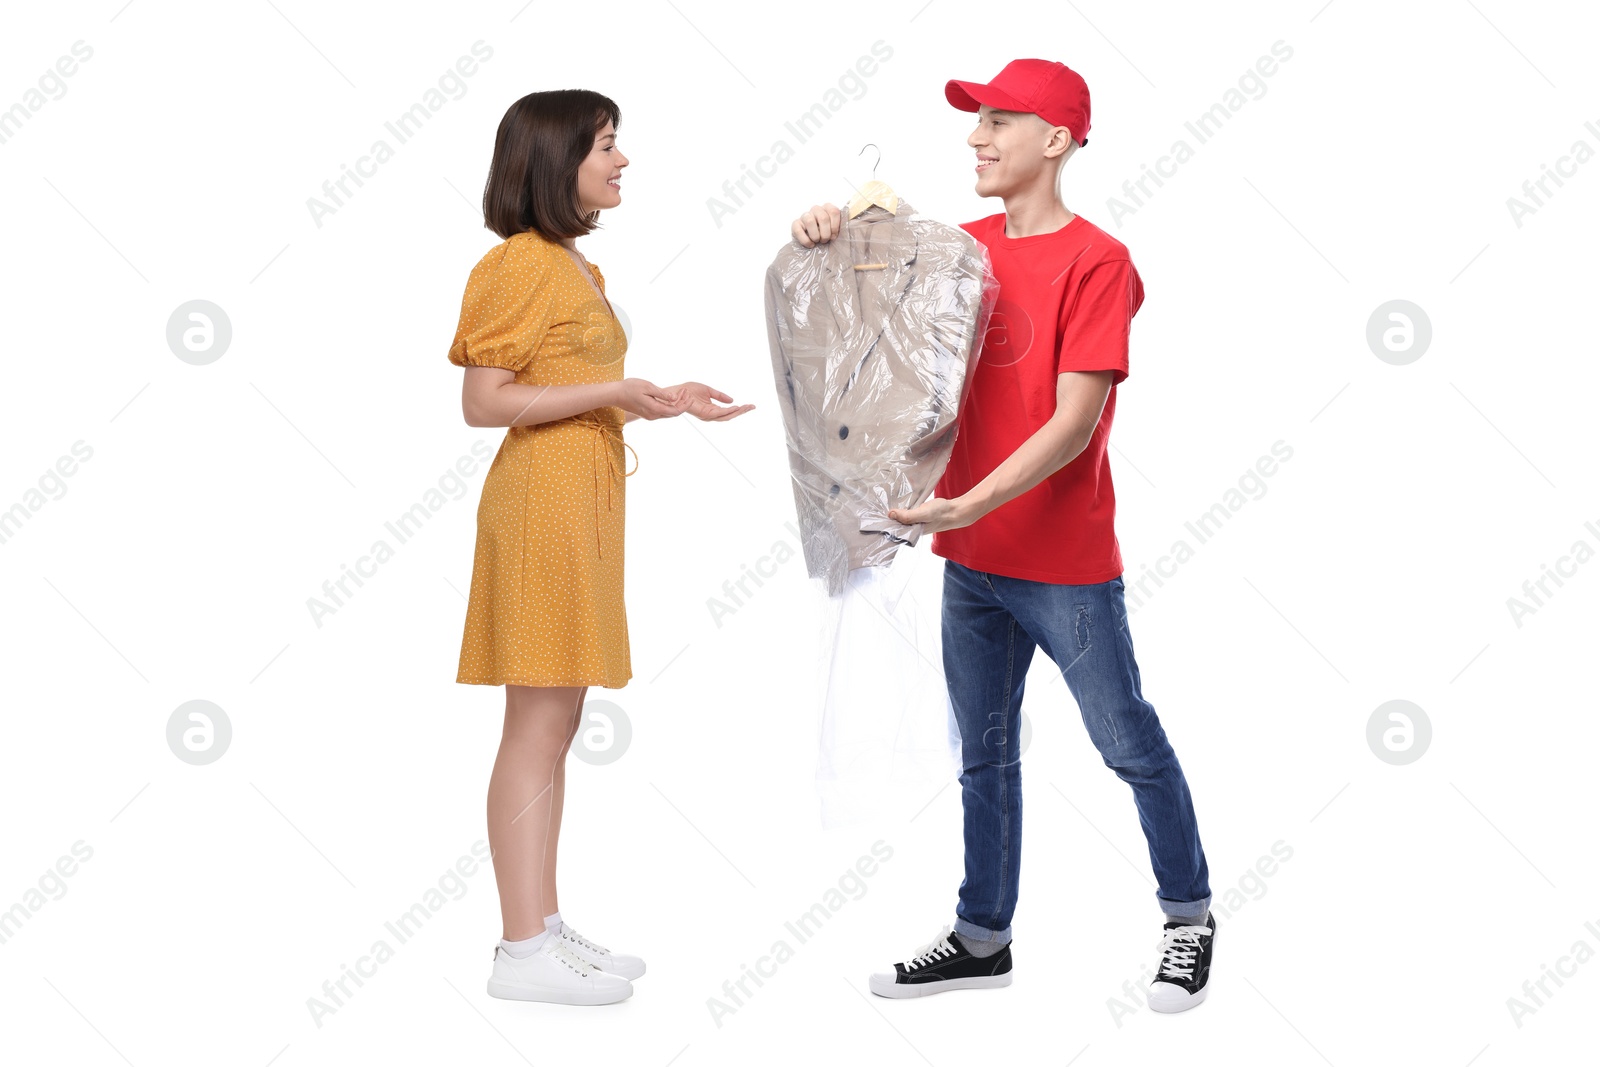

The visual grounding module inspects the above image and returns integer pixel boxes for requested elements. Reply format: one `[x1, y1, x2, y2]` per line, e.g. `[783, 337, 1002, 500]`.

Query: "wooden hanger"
[845, 143, 898, 270]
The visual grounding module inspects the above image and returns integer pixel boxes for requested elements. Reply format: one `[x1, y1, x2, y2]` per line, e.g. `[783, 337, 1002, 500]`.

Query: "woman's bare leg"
[487, 684, 585, 941]
[543, 687, 586, 916]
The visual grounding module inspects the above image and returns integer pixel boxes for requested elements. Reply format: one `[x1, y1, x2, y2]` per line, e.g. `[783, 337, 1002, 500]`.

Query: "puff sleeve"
[447, 237, 558, 372]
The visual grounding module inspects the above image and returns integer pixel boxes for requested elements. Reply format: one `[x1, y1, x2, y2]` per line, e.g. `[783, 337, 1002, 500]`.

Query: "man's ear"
[1051, 130, 1079, 164]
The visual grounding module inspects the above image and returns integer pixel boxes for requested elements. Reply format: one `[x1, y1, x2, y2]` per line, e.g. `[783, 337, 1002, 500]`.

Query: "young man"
[791, 58, 1215, 1010]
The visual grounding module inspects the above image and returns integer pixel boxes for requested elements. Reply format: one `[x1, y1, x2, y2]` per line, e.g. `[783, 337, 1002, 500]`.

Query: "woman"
[447, 89, 753, 1006]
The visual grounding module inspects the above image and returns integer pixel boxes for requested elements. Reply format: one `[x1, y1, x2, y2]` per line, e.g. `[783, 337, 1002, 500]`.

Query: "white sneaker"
[486, 936, 633, 1004]
[552, 920, 646, 980]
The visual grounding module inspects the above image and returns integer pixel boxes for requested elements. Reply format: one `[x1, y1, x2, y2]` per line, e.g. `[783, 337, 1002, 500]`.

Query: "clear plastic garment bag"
[764, 196, 999, 826]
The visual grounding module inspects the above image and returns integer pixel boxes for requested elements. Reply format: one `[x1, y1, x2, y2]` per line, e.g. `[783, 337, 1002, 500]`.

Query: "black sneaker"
[1147, 911, 1216, 1012]
[869, 924, 1014, 998]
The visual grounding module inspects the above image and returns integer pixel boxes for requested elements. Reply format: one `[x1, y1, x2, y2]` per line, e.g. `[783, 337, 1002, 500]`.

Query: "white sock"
[499, 929, 551, 958]
[544, 910, 562, 930]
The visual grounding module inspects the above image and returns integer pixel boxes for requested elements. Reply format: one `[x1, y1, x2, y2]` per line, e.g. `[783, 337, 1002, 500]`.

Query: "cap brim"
[944, 78, 1030, 116]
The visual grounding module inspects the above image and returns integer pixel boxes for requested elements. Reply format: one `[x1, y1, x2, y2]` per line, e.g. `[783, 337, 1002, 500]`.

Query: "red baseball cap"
[945, 59, 1092, 146]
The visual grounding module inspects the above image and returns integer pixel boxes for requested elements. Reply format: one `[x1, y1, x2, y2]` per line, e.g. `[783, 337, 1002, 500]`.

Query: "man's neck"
[1001, 190, 1074, 239]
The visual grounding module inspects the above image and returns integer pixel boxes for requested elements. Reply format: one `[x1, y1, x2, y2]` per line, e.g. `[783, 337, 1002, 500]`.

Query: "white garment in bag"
[812, 547, 961, 827]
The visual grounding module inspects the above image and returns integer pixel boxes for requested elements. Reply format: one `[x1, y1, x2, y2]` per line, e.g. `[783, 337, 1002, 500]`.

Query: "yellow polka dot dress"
[447, 230, 634, 687]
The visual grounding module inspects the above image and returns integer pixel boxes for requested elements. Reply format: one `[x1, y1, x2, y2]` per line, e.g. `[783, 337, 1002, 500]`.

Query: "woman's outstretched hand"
[662, 382, 756, 422]
[617, 377, 691, 421]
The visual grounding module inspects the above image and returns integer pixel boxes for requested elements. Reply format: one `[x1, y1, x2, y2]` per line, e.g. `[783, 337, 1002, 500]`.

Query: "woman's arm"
[461, 368, 621, 428]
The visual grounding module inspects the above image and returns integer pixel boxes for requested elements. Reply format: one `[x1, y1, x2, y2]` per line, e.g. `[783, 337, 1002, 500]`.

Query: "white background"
[2, 1, 1596, 1064]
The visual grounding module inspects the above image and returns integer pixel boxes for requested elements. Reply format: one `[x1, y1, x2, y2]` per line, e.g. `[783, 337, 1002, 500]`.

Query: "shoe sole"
[1147, 985, 1208, 1013]
[487, 977, 632, 1005]
[868, 972, 1013, 998]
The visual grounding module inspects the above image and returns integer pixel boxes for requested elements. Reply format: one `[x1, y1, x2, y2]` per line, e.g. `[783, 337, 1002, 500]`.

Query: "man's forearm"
[958, 415, 1092, 522]
[468, 379, 621, 428]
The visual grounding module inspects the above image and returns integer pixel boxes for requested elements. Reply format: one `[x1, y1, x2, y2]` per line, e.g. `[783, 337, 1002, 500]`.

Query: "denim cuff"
[954, 916, 1012, 945]
[1157, 891, 1212, 922]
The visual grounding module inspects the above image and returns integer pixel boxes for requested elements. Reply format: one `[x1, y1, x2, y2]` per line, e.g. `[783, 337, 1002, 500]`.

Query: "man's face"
[967, 104, 1063, 196]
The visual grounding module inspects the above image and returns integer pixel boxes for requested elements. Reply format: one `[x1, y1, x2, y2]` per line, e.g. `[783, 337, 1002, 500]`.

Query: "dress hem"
[456, 675, 632, 688]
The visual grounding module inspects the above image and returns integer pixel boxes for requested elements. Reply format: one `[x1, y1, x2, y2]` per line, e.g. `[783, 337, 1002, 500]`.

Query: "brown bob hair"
[481, 89, 620, 242]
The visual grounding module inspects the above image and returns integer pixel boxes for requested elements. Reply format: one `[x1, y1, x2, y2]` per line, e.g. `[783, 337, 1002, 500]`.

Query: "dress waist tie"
[566, 415, 638, 560]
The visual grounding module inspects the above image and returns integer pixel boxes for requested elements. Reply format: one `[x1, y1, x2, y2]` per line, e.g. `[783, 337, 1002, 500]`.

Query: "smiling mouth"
[976, 158, 998, 171]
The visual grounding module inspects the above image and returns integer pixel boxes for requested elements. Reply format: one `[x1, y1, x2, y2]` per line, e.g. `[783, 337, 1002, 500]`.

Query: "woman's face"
[576, 119, 627, 214]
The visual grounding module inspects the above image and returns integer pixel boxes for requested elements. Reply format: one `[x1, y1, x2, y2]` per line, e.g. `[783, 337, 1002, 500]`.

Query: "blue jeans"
[942, 559, 1211, 945]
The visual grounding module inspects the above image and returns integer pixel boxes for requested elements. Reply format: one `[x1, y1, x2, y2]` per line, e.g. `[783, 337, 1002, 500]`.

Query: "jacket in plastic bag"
[764, 199, 999, 596]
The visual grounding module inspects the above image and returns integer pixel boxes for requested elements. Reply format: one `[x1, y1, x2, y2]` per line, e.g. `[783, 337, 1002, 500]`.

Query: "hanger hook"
[859, 143, 881, 178]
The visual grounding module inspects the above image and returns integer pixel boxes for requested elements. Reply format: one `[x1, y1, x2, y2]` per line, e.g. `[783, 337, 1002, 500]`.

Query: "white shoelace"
[558, 923, 611, 957]
[1156, 923, 1211, 980]
[544, 937, 600, 977]
[901, 925, 959, 970]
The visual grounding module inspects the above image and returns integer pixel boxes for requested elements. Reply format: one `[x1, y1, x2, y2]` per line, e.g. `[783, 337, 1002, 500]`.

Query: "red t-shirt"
[931, 212, 1144, 584]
